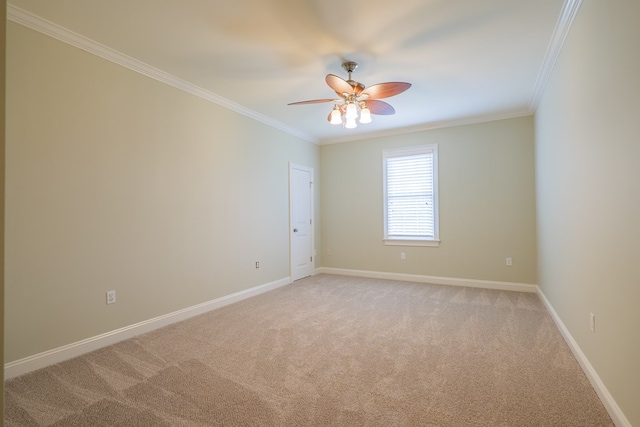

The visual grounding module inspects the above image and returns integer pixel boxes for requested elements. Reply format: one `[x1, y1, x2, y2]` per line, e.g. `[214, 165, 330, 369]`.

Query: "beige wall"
[5, 22, 320, 362]
[10, 5, 638, 424]
[2, 0, 7, 417]
[535, 0, 640, 424]
[320, 116, 537, 284]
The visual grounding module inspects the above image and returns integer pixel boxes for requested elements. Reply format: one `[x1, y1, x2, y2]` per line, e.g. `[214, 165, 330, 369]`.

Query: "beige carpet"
[5, 274, 613, 426]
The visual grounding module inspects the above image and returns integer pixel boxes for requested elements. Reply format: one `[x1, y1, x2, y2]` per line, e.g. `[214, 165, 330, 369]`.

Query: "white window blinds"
[383, 145, 439, 244]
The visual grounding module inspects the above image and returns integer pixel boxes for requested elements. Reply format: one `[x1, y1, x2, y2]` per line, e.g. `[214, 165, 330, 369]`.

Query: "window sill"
[383, 239, 440, 247]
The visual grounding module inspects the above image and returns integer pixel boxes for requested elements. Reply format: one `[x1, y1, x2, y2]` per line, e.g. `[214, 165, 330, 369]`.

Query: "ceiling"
[8, 0, 568, 144]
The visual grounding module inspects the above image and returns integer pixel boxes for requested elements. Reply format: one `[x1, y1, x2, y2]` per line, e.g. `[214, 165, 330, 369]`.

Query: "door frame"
[289, 162, 315, 281]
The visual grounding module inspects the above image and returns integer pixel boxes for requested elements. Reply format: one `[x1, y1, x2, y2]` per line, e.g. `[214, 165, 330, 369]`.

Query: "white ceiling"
[8, 0, 569, 144]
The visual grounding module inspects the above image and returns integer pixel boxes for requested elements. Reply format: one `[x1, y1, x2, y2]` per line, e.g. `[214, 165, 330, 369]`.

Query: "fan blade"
[326, 74, 355, 96]
[364, 99, 395, 115]
[361, 82, 411, 99]
[288, 98, 337, 105]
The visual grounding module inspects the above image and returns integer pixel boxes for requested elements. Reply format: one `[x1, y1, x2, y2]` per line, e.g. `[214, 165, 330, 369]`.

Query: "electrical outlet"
[506, 257, 512, 266]
[326, 249, 331, 256]
[255, 261, 260, 269]
[106, 290, 116, 305]
[401, 252, 406, 260]
[590, 312, 596, 333]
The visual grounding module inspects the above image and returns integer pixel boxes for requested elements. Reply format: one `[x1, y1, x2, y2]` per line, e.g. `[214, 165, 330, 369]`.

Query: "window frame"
[382, 144, 440, 247]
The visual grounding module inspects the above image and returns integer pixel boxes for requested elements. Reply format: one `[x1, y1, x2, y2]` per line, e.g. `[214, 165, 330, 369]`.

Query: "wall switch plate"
[590, 312, 596, 333]
[506, 257, 512, 266]
[401, 252, 406, 260]
[106, 290, 116, 305]
[255, 261, 260, 269]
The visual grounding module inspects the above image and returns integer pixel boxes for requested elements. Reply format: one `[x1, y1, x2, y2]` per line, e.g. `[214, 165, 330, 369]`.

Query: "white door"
[290, 163, 314, 281]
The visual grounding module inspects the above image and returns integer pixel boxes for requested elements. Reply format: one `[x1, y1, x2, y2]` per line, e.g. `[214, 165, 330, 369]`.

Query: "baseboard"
[537, 288, 631, 427]
[315, 267, 537, 293]
[4, 276, 291, 380]
[316, 267, 629, 424]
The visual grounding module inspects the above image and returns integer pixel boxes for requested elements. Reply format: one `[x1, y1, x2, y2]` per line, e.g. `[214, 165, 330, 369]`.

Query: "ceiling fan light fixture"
[345, 116, 357, 129]
[345, 102, 357, 119]
[330, 106, 342, 125]
[359, 106, 372, 124]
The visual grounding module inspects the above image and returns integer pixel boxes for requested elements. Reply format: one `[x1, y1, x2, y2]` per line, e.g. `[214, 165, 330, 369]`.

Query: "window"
[383, 145, 439, 246]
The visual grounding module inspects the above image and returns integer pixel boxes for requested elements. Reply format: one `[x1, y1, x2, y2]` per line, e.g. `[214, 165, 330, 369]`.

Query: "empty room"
[2, 0, 639, 425]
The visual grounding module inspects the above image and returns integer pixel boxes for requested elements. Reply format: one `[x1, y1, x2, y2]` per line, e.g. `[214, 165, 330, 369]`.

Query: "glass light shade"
[359, 107, 372, 123]
[345, 102, 357, 119]
[330, 107, 342, 125]
[345, 116, 357, 129]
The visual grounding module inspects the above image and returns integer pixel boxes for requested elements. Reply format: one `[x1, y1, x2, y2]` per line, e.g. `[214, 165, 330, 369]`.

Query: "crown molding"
[529, 0, 583, 110]
[7, 5, 318, 144]
[321, 0, 582, 145]
[319, 108, 534, 145]
[8, 1, 582, 146]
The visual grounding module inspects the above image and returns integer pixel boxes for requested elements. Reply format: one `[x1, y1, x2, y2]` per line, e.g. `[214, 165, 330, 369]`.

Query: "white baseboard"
[317, 268, 629, 425]
[4, 277, 291, 380]
[7, 272, 628, 426]
[537, 288, 631, 427]
[316, 267, 538, 293]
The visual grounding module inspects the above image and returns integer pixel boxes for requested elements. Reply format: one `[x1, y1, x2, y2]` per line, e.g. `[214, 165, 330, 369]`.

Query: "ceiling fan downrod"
[342, 61, 364, 92]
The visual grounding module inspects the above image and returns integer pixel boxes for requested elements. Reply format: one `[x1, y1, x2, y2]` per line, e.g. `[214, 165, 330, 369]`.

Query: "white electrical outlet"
[106, 290, 116, 305]
[401, 252, 406, 260]
[506, 257, 513, 266]
[590, 312, 596, 333]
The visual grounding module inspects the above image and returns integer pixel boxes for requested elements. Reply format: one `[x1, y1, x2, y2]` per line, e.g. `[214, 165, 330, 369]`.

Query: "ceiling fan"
[288, 61, 411, 129]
